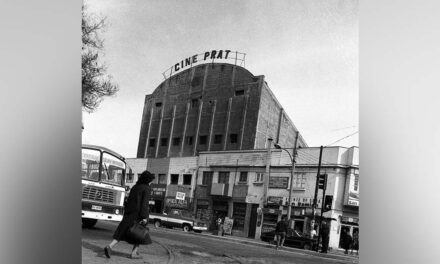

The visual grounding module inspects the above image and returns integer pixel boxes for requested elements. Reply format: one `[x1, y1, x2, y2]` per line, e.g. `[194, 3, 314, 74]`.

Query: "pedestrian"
[310, 225, 317, 239]
[351, 230, 359, 255]
[216, 215, 224, 236]
[104, 170, 155, 259]
[342, 229, 353, 254]
[274, 215, 288, 250]
[320, 221, 330, 253]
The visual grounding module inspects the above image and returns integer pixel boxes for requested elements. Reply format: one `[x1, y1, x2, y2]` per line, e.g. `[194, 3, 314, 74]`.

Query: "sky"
[82, 0, 358, 158]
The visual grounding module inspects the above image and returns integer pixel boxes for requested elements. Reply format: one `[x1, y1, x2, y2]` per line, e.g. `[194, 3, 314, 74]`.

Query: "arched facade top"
[151, 63, 259, 96]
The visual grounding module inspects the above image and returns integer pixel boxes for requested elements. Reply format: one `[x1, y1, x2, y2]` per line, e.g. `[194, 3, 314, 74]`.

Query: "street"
[82, 221, 359, 264]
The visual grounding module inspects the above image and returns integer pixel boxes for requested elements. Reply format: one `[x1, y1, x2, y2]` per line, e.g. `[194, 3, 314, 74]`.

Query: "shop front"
[338, 215, 359, 249]
[211, 198, 229, 230]
[165, 197, 191, 211]
[150, 184, 166, 213]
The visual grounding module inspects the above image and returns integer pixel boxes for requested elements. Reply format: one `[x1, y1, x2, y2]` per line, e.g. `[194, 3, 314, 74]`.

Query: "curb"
[151, 227, 359, 262]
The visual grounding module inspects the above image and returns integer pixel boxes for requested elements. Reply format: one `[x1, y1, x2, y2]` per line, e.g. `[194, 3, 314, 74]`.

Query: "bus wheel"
[182, 224, 190, 232]
[154, 220, 161, 228]
[303, 243, 311, 250]
[82, 218, 98, 228]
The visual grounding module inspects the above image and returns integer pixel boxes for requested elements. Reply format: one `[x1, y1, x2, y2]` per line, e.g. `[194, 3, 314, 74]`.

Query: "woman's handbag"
[126, 221, 152, 245]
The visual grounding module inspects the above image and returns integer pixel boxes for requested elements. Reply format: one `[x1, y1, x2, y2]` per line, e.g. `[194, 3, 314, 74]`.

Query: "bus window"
[101, 152, 125, 186]
[82, 148, 100, 181]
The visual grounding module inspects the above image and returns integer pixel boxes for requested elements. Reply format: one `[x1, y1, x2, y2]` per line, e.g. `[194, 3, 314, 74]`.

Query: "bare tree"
[82, 6, 118, 112]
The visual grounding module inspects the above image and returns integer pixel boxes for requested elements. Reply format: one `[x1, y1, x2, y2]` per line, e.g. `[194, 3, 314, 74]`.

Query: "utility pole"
[312, 146, 324, 230]
[263, 137, 273, 206]
[286, 132, 299, 220]
[316, 173, 328, 251]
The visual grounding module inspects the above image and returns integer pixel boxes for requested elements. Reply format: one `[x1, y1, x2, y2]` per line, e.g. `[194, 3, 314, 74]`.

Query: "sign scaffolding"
[162, 50, 246, 79]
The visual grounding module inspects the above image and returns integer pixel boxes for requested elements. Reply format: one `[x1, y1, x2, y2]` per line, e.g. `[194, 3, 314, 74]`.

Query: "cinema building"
[136, 61, 307, 159]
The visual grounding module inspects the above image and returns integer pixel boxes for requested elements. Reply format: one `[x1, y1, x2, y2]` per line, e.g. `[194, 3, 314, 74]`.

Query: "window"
[170, 174, 179, 184]
[230, 133, 238, 143]
[149, 138, 156, 147]
[138, 173, 155, 183]
[235, 90, 244, 96]
[158, 174, 166, 184]
[239, 172, 248, 183]
[155, 102, 162, 107]
[186, 136, 193, 145]
[354, 175, 359, 191]
[160, 138, 168, 147]
[202, 171, 213, 185]
[214, 134, 223, 144]
[101, 152, 125, 186]
[232, 203, 246, 230]
[199, 135, 207, 145]
[255, 173, 264, 182]
[293, 173, 306, 189]
[172, 137, 180, 146]
[218, 172, 230, 184]
[191, 98, 199, 108]
[126, 169, 134, 183]
[81, 148, 100, 181]
[183, 174, 192, 185]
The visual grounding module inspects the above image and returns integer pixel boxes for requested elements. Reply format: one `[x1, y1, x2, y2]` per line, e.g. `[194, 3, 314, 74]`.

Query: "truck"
[149, 208, 208, 233]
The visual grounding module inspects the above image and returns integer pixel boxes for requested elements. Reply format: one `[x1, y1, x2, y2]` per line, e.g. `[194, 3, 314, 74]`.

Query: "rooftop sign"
[162, 50, 246, 79]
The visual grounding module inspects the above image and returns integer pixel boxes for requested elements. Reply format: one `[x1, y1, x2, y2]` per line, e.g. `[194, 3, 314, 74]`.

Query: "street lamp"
[273, 133, 299, 220]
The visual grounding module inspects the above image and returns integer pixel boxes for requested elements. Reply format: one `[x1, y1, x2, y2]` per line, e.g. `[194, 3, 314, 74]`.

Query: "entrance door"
[212, 200, 228, 231]
[248, 204, 258, 238]
[339, 225, 351, 248]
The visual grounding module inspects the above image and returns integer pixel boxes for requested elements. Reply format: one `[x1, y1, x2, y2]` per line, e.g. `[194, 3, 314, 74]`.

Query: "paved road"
[82, 221, 359, 264]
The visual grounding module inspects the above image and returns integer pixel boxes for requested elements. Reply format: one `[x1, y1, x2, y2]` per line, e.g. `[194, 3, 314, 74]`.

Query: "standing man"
[320, 221, 330, 253]
[351, 230, 359, 255]
[216, 215, 224, 236]
[275, 215, 288, 250]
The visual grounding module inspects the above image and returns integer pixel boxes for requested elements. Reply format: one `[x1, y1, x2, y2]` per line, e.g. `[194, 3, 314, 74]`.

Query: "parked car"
[149, 208, 208, 233]
[260, 228, 317, 250]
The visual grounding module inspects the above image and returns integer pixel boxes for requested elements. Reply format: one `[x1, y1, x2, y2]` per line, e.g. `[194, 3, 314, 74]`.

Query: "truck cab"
[149, 208, 208, 233]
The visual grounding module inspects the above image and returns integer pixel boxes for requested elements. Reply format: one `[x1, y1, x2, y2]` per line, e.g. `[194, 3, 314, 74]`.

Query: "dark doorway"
[248, 204, 258, 238]
[339, 225, 351, 248]
[212, 200, 228, 230]
[151, 200, 163, 213]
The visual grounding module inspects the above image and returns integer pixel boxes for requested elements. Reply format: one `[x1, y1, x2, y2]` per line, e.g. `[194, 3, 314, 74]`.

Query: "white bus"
[82, 144, 127, 228]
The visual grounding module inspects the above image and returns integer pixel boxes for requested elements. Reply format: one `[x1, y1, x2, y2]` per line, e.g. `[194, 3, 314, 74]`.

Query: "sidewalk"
[182, 230, 359, 261]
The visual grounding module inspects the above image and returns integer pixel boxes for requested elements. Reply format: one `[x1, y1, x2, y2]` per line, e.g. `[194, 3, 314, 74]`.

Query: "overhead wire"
[326, 131, 359, 147]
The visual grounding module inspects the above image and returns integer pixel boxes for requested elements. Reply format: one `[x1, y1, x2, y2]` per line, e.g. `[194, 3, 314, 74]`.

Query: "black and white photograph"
[81, 0, 358, 263]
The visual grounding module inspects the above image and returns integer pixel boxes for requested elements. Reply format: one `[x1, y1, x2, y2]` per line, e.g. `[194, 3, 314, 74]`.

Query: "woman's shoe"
[104, 246, 112, 258]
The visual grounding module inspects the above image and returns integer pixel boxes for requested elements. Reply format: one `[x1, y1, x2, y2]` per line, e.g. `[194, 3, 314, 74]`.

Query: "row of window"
[201, 171, 264, 185]
[126, 172, 192, 185]
[127, 170, 316, 189]
[154, 90, 246, 109]
[148, 133, 239, 148]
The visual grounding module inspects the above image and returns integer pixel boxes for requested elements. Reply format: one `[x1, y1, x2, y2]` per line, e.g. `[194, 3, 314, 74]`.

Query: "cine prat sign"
[163, 50, 246, 78]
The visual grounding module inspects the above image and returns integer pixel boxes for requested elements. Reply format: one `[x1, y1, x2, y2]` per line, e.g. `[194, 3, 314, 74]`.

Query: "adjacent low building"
[126, 145, 359, 251]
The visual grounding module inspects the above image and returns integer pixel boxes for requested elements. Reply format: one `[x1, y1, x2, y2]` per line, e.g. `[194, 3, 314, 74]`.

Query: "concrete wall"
[136, 63, 305, 158]
[125, 158, 149, 188]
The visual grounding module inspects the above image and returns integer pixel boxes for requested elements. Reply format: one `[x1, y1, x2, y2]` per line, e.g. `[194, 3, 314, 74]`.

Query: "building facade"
[193, 146, 359, 250]
[136, 63, 307, 158]
[127, 146, 359, 250]
[126, 156, 198, 214]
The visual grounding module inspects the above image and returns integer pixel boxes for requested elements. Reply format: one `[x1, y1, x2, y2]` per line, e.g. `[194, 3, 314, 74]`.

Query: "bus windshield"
[82, 148, 125, 186]
[82, 148, 100, 181]
[101, 152, 125, 186]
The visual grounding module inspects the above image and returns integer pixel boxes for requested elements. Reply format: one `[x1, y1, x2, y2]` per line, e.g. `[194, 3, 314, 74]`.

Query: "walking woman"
[104, 170, 154, 259]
